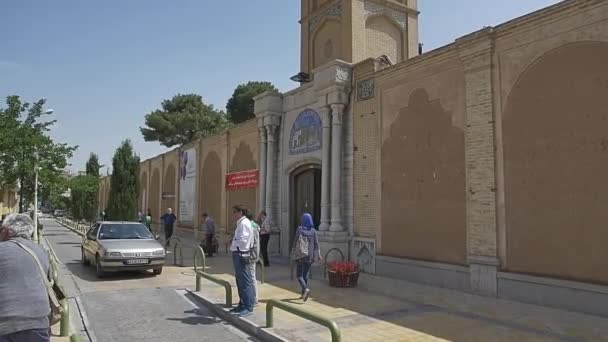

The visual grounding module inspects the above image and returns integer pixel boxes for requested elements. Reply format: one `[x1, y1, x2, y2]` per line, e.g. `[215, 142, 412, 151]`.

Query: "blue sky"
[0, 0, 558, 172]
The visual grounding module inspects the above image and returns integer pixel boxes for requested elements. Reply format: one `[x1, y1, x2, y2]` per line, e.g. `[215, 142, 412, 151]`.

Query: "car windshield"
[98, 223, 154, 240]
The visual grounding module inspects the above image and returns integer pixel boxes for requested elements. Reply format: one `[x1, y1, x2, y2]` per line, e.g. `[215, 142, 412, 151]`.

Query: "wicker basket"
[327, 269, 360, 288]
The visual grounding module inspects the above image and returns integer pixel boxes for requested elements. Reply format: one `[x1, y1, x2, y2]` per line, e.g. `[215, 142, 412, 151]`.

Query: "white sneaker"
[302, 289, 311, 302]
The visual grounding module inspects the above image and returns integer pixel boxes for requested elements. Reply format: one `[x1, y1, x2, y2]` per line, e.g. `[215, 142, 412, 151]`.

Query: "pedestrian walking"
[257, 210, 273, 267]
[200, 213, 216, 257]
[160, 208, 177, 248]
[0, 213, 52, 342]
[291, 213, 321, 302]
[145, 209, 153, 232]
[229, 205, 255, 317]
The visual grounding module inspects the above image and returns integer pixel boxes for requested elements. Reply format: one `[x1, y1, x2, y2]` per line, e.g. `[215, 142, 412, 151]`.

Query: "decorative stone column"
[319, 106, 332, 231]
[258, 126, 267, 213]
[265, 125, 278, 218]
[329, 103, 345, 232]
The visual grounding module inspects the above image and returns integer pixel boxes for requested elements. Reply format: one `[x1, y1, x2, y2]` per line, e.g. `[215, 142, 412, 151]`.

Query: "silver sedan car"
[81, 221, 166, 278]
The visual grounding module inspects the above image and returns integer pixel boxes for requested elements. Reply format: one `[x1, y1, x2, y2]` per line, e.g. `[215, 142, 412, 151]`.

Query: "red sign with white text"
[226, 169, 259, 191]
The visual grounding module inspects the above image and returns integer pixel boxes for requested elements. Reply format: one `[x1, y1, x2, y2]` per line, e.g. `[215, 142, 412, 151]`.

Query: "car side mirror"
[88, 236, 96, 241]
[155, 235, 160, 240]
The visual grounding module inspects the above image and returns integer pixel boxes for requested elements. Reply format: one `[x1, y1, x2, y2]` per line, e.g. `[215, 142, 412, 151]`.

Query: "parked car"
[53, 209, 66, 217]
[81, 221, 165, 278]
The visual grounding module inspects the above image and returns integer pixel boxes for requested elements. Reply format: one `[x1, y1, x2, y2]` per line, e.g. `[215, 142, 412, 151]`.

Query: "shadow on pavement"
[165, 309, 222, 326]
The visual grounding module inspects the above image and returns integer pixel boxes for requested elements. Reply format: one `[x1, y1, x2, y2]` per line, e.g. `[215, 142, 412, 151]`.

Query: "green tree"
[106, 140, 139, 220]
[226, 81, 278, 124]
[69, 175, 98, 221]
[0, 96, 77, 212]
[85, 153, 102, 177]
[67, 153, 101, 221]
[140, 94, 228, 148]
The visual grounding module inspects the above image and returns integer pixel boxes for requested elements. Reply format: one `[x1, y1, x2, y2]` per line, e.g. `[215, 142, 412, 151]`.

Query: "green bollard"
[60, 300, 70, 337]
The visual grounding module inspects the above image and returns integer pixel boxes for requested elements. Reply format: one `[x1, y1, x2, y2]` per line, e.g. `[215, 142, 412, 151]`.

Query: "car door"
[83, 224, 100, 259]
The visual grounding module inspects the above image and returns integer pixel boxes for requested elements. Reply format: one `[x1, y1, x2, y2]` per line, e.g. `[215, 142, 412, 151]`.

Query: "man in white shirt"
[230, 205, 255, 317]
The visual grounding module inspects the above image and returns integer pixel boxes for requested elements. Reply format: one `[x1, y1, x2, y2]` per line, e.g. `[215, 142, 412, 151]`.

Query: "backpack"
[290, 228, 309, 261]
[249, 222, 260, 263]
[10, 240, 64, 325]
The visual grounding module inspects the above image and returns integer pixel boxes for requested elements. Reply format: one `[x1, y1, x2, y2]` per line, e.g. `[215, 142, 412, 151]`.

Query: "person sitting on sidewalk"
[229, 205, 255, 317]
[0, 213, 52, 342]
[292, 213, 321, 302]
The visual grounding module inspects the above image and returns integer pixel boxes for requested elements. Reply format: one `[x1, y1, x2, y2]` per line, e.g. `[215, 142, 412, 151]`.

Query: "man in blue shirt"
[160, 208, 177, 248]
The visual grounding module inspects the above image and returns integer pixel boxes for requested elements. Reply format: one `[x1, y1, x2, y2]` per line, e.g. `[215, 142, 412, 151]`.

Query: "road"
[41, 218, 256, 342]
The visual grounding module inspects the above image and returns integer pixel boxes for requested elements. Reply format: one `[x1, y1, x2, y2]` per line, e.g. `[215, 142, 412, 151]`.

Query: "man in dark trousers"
[160, 208, 177, 248]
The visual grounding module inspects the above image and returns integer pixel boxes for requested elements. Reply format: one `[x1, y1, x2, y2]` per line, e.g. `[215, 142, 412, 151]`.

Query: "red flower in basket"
[327, 261, 359, 275]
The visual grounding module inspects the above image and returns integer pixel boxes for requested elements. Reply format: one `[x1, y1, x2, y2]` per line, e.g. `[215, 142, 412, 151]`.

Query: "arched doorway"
[290, 164, 321, 248]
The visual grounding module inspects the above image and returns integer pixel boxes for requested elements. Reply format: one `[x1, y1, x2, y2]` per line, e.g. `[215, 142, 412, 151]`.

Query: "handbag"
[10, 240, 64, 325]
[290, 229, 309, 261]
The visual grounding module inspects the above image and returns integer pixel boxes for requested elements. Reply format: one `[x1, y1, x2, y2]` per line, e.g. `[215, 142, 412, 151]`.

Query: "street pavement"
[41, 218, 257, 342]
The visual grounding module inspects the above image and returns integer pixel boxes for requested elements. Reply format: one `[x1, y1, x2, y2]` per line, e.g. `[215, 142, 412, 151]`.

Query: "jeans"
[296, 260, 312, 294]
[164, 224, 174, 245]
[260, 234, 270, 266]
[232, 252, 254, 311]
[0, 328, 50, 342]
[205, 233, 214, 256]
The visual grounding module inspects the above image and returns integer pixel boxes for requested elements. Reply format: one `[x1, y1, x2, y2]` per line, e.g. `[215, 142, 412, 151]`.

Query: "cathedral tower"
[300, 0, 420, 75]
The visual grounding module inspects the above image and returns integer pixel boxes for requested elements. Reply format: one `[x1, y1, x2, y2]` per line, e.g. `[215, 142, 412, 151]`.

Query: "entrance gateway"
[290, 164, 321, 249]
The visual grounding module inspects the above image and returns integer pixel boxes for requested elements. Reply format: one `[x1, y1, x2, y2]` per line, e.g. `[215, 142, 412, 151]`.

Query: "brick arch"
[150, 168, 161, 221]
[139, 171, 148, 213]
[228, 142, 257, 230]
[162, 163, 176, 212]
[503, 41, 608, 284]
[200, 151, 222, 227]
[381, 88, 466, 264]
[365, 14, 403, 63]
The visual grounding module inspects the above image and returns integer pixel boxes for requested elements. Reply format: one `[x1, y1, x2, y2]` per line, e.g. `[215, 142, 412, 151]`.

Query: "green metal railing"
[194, 246, 233, 307]
[167, 236, 184, 266]
[266, 299, 341, 342]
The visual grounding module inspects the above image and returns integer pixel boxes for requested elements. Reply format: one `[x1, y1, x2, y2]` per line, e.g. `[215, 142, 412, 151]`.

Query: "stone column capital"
[330, 103, 345, 114]
[258, 127, 267, 143]
[265, 125, 278, 142]
[330, 104, 345, 126]
[318, 106, 331, 128]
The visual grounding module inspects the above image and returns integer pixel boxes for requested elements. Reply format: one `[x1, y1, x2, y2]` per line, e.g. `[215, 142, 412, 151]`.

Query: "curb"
[185, 289, 289, 342]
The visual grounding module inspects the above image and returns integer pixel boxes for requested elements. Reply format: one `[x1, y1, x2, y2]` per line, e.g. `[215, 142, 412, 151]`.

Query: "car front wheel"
[95, 255, 105, 278]
[81, 248, 89, 266]
[153, 267, 163, 275]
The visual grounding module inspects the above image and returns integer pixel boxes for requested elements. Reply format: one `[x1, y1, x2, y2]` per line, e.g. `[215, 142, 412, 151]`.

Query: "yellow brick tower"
[300, 0, 420, 75]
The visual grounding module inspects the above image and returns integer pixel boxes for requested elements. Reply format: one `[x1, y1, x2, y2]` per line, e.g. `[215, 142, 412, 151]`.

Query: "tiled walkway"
[193, 253, 608, 342]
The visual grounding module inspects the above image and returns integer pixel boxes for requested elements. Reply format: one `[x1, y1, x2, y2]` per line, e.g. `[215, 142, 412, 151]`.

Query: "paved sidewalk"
[189, 254, 608, 342]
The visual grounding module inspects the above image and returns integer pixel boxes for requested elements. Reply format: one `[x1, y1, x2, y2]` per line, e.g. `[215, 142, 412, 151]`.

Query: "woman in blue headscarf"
[292, 213, 321, 302]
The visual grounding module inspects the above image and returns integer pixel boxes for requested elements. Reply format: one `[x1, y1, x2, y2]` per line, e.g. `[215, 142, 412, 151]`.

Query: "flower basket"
[326, 261, 360, 288]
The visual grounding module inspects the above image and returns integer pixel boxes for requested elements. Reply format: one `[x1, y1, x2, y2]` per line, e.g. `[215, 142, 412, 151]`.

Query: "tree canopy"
[68, 153, 101, 221]
[226, 81, 278, 124]
[85, 153, 102, 177]
[140, 94, 228, 148]
[0, 95, 77, 212]
[106, 140, 139, 221]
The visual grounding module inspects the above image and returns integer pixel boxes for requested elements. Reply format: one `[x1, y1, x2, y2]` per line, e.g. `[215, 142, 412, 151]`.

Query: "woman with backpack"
[291, 213, 321, 302]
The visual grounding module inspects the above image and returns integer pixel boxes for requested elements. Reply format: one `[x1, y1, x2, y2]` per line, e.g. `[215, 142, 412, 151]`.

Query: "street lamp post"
[32, 108, 53, 244]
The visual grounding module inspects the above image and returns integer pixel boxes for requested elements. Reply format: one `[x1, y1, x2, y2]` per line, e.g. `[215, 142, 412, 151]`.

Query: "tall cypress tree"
[107, 140, 139, 221]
